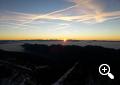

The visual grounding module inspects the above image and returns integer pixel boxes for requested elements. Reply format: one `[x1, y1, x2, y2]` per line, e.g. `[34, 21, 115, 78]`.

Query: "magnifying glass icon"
[99, 64, 114, 79]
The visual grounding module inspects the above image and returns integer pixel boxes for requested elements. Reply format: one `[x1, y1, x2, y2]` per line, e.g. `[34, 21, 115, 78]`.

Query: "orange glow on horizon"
[0, 35, 120, 41]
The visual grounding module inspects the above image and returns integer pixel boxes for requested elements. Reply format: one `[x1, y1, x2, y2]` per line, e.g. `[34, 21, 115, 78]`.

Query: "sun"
[63, 38, 67, 42]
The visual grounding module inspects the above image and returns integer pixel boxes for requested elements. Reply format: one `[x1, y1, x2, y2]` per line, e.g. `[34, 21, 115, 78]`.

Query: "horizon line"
[0, 39, 120, 42]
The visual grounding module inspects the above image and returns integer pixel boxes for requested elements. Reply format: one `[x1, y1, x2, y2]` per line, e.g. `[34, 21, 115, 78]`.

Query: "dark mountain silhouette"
[0, 44, 120, 85]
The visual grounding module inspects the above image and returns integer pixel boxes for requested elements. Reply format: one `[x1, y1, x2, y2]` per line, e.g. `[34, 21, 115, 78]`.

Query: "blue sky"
[0, 0, 120, 40]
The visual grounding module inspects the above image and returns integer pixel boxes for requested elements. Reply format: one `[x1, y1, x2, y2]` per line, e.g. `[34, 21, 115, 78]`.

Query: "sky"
[0, 0, 120, 40]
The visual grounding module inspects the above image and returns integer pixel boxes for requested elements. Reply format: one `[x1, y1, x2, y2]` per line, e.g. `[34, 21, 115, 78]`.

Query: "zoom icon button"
[99, 64, 114, 79]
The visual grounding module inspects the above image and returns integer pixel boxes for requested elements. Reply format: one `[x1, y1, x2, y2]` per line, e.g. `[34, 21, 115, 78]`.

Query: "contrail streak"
[22, 5, 78, 25]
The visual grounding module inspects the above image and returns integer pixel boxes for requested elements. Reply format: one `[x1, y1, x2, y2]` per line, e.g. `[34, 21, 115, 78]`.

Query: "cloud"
[0, 0, 120, 27]
[68, 0, 103, 12]
[54, 23, 71, 30]
[28, 11, 120, 23]
[0, 11, 36, 25]
[21, 0, 120, 24]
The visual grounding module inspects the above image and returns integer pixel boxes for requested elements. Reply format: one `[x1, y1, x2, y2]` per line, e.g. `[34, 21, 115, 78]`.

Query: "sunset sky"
[0, 0, 120, 40]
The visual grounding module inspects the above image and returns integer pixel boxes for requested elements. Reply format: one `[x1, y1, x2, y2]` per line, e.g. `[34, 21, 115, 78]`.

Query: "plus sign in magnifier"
[99, 64, 114, 79]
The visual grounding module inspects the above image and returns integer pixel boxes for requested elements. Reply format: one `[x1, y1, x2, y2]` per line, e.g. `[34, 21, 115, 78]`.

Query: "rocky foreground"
[0, 44, 120, 85]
